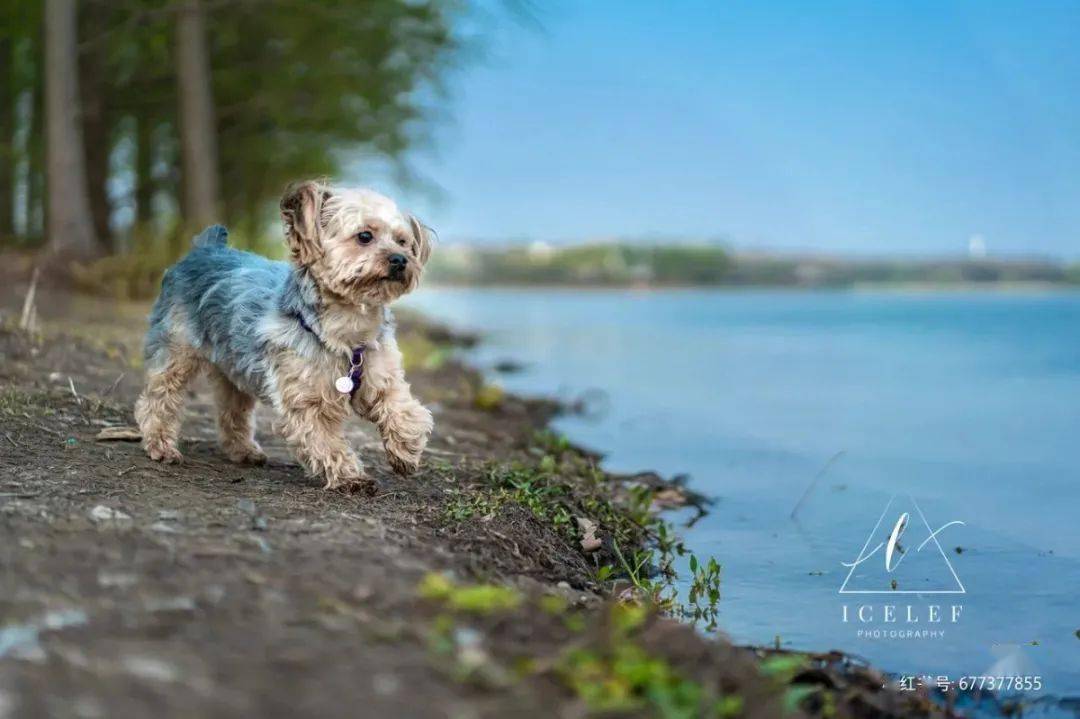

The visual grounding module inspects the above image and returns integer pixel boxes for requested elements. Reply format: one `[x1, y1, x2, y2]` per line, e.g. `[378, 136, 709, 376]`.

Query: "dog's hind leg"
[134, 344, 203, 464]
[210, 369, 266, 465]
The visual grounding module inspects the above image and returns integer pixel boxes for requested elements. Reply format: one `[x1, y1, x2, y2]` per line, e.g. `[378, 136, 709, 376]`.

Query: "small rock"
[89, 505, 131, 524]
[97, 571, 138, 589]
[240, 535, 272, 554]
[144, 596, 196, 615]
[372, 672, 401, 697]
[492, 359, 526, 374]
[157, 510, 181, 521]
[150, 522, 181, 534]
[121, 655, 179, 683]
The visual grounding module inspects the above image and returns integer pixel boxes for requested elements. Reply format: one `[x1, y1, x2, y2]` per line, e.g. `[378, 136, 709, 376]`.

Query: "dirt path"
[0, 287, 957, 719]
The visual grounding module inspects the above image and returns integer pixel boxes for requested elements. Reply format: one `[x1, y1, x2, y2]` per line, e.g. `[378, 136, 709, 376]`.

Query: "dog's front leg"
[276, 406, 372, 492]
[354, 340, 433, 476]
[272, 352, 374, 493]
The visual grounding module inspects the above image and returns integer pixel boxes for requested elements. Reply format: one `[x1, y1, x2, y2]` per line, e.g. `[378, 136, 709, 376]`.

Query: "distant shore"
[427, 242, 1079, 290]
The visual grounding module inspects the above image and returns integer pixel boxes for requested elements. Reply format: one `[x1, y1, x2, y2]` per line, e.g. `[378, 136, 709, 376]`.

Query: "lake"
[403, 287, 1080, 702]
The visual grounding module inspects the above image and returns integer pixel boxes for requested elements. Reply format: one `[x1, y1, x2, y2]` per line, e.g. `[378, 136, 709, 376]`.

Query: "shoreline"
[0, 284, 981, 718]
[422, 281, 1080, 294]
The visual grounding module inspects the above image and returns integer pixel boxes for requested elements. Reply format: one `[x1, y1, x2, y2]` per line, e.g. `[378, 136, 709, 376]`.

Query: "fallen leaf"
[576, 516, 601, 553]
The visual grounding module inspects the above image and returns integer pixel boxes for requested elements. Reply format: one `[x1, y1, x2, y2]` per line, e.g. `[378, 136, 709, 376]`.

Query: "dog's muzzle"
[388, 253, 408, 280]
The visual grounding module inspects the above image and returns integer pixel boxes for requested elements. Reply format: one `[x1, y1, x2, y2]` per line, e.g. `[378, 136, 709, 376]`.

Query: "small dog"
[134, 181, 434, 492]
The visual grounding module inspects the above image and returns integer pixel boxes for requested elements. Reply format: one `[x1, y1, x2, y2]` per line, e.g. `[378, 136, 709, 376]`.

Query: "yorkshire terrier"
[134, 181, 434, 493]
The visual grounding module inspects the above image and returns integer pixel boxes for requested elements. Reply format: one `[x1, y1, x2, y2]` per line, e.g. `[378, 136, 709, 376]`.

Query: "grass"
[0, 387, 57, 418]
[555, 603, 744, 719]
[439, 431, 725, 632]
[418, 573, 523, 615]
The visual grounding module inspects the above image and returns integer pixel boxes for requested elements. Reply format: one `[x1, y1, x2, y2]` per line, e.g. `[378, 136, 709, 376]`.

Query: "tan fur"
[353, 334, 433, 476]
[134, 344, 204, 464]
[210, 368, 266, 464]
[271, 348, 373, 492]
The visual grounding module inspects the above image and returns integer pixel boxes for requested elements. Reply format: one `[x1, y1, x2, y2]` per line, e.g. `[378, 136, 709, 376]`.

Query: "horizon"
[360, 0, 1080, 261]
[432, 236, 1074, 264]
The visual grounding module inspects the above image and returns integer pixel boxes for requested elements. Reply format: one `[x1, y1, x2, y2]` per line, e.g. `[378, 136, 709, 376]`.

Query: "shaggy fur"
[134, 181, 434, 492]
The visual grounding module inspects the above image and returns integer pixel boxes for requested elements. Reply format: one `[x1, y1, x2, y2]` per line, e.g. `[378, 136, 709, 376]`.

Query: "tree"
[4, 0, 464, 260]
[44, 0, 98, 260]
[78, 0, 113, 249]
[0, 33, 14, 240]
[175, 0, 220, 228]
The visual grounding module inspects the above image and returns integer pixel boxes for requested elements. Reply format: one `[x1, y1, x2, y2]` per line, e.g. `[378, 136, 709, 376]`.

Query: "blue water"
[403, 288, 1080, 700]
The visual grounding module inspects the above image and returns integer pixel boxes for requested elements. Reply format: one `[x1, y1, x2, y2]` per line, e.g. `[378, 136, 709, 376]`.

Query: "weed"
[473, 383, 505, 410]
[532, 429, 571, 455]
[418, 573, 523, 614]
[612, 541, 722, 631]
[555, 604, 740, 719]
[0, 388, 56, 418]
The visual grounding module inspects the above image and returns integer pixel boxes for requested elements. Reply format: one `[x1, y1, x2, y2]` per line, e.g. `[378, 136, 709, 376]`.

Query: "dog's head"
[280, 181, 432, 304]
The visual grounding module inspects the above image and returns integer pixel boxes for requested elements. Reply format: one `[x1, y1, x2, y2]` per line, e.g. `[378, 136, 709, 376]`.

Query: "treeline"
[0, 0, 460, 264]
[427, 243, 1080, 288]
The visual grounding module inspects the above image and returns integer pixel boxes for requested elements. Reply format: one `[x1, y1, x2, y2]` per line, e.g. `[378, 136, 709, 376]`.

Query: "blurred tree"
[208, 0, 460, 243]
[175, 0, 219, 229]
[78, 0, 113, 247]
[0, 33, 13, 241]
[2, 0, 464, 265]
[44, 0, 99, 260]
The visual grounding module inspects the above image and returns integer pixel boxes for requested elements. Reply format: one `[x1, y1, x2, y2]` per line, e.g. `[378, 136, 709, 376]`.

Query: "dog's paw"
[145, 438, 183, 464]
[324, 473, 378, 496]
[223, 442, 267, 465]
[386, 450, 421, 477]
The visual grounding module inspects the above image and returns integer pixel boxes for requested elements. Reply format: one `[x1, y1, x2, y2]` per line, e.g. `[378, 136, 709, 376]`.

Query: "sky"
[361, 1, 1080, 258]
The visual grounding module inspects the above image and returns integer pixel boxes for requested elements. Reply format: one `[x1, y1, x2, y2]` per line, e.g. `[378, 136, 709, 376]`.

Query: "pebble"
[121, 655, 179, 683]
[88, 505, 131, 524]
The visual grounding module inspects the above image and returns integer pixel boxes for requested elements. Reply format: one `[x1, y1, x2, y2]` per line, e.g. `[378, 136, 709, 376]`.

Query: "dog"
[134, 181, 434, 493]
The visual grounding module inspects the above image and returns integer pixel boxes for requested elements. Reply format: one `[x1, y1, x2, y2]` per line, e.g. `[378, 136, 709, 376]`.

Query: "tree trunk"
[44, 0, 98, 260]
[0, 36, 15, 241]
[27, 44, 45, 243]
[134, 113, 155, 227]
[78, 2, 112, 251]
[175, 0, 220, 228]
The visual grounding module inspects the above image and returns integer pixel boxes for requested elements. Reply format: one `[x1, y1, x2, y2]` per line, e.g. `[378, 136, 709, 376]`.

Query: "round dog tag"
[334, 376, 354, 394]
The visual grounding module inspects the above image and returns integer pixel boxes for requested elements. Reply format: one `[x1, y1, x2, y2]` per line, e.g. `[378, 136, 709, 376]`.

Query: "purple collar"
[294, 312, 366, 397]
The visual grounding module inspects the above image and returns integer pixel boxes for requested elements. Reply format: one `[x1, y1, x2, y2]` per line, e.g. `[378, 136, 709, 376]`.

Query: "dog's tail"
[191, 224, 229, 249]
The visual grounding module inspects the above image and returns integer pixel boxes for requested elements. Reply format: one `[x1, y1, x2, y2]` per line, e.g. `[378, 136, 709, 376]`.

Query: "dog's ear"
[407, 214, 433, 267]
[280, 181, 331, 266]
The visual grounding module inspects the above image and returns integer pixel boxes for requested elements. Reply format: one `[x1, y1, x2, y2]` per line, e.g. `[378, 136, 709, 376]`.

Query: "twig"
[790, 451, 846, 520]
[68, 377, 92, 426]
[18, 267, 40, 332]
[117, 466, 138, 477]
[101, 373, 125, 399]
[33, 423, 63, 438]
[3, 433, 18, 449]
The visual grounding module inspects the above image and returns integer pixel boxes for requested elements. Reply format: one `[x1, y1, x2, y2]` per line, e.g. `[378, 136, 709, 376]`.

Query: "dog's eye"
[356, 231, 374, 244]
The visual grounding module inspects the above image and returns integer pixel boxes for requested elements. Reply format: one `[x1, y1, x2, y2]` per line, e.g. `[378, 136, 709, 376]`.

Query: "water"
[403, 287, 1080, 700]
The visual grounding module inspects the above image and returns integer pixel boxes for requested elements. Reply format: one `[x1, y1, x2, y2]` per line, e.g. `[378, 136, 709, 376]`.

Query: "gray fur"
[145, 225, 334, 402]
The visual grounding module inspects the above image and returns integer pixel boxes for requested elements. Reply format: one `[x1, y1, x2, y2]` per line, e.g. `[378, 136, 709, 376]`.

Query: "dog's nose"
[388, 254, 408, 270]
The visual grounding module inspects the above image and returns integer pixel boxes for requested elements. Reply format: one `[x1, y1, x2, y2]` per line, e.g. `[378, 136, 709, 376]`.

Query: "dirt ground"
[0, 283, 961, 719]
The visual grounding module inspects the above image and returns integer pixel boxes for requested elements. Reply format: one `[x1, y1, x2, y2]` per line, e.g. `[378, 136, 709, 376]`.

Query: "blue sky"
[364, 1, 1080, 258]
